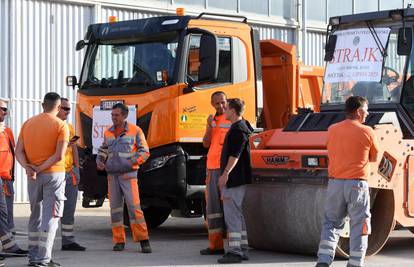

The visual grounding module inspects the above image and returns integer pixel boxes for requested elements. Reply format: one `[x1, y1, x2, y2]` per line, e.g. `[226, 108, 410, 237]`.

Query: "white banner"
[92, 105, 137, 154]
[324, 28, 391, 83]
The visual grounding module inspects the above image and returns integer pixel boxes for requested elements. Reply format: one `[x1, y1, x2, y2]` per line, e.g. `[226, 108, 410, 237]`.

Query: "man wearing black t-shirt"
[217, 98, 253, 264]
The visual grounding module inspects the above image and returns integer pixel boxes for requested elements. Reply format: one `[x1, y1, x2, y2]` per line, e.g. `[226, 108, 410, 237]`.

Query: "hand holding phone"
[69, 135, 80, 143]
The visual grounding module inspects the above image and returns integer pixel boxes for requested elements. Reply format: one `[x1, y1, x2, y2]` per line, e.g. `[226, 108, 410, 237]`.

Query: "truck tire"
[123, 205, 171, 229]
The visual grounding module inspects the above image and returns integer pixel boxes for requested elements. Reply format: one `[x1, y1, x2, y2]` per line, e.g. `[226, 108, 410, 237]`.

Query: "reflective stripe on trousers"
[108, 172, 149, 243]
[222, 185, 248, 256]
[61, 170, 79, 245]
[205, 169, 225, 250]
[28, 172, 65, 264]
[317, 179, 371, 267]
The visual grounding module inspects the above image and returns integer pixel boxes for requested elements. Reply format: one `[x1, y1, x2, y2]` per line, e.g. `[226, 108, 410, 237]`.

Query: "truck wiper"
[366, 21, 388, 58]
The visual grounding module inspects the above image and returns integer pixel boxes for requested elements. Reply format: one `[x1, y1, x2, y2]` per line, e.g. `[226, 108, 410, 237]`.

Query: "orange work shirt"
[0, 128, 15, 179]
[327, 119, 379, 180]
[19, 113, 69, 173]
[206, 114, 231, 169]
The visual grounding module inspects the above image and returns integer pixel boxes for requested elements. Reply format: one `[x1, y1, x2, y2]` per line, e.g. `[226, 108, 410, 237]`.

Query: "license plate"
[100, 100, 124, 110]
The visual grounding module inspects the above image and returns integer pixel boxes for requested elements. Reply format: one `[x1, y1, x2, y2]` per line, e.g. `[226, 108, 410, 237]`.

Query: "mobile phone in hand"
[69, 135, 80, 143]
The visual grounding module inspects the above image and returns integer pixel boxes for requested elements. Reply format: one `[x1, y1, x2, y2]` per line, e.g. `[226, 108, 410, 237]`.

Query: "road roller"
[245, 7, 414, 258]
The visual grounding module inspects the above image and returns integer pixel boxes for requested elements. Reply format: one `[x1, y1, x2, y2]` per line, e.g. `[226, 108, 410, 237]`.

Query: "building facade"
[0, 0, 410, 202]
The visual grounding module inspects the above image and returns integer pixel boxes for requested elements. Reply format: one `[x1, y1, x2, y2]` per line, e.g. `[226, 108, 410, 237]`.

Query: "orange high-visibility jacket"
[0, 128, 15, 180]
[98, 122, 150, 174]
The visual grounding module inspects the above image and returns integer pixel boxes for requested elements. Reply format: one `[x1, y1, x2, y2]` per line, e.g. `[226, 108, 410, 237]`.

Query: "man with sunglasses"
[0, 101, 28, 261]
[57, 98, 86, 252]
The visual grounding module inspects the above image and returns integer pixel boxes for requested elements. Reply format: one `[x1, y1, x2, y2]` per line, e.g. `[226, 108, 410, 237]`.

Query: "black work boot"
[113, 243, 125, 251]
[200, 248, 225, 255]
[4, 248, 28, 257]
[140, 240, 152, 253]
[315, 263, 330, 267]
[217, 252, 242, 264]
[62, 242, 86, 251]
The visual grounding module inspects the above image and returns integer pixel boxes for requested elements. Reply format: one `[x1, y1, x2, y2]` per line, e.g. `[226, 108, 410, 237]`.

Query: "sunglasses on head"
[61, 107, 71, 112]
[0, 107, 7, 112]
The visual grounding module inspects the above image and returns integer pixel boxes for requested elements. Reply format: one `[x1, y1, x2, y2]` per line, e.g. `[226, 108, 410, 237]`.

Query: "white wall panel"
[0, 0, 10, 99]
[9, 0, 92, 202]
[253, 24, 295, 44]
[101, 6, 167, 23]
[305, 30, 325, 66]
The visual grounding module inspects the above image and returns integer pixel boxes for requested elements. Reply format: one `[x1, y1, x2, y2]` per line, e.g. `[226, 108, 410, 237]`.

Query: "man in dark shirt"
[217, 98, 253, 264]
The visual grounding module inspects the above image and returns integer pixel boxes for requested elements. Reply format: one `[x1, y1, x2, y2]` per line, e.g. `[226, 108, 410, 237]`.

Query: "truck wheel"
[123, 205, 171, 229]
[143, 207, 172, 229]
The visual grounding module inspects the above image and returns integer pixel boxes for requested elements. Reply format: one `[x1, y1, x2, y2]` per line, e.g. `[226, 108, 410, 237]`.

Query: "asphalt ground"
[5, 202, 414, 267]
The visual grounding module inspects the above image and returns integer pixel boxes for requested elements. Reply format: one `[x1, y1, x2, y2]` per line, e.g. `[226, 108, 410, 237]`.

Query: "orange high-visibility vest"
[206, 114, 231, 169]
[0, 128, 15, 180]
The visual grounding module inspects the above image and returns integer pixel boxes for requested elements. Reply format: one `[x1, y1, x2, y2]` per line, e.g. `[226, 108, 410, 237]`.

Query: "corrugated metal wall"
[0, 0, 325, 202]
[0, 0, 10, 100]
[8, 0, 92, 202]
[305, 30, 326, 66]
[253, 24, 295, 44]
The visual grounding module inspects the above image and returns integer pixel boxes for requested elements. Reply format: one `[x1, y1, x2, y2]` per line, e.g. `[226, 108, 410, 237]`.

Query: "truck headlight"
[301, 155, 328, 168]
[307, 157, 319, 167]
[143, 154, 178, 172]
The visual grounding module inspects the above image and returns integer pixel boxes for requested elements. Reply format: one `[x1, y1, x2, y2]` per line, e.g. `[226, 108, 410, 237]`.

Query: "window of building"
[240, 0, 268, 15]
[270, 0, 295, 19]
[175, 0, 204, 7]
[380, 0, 404, 9]
[355, 1, 378, 13]
[307, 0, 326, 22]
[328, 0, 352, 17]
[208, 0, 238, 11]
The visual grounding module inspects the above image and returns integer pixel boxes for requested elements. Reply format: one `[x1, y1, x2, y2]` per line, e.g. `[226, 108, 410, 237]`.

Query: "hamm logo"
[262, 155, 289, 165]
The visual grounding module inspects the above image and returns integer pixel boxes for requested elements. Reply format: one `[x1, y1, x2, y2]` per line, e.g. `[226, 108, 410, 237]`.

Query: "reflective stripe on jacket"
[98, 122, 150, 174]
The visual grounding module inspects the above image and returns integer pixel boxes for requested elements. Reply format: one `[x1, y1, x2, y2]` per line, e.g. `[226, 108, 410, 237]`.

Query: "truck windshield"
[80, 32, 179, 90]
[322, 27, 407, 105]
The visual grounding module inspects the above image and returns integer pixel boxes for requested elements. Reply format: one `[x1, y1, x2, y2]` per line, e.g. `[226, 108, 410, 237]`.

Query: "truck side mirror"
[66, 76, 78, 89]
[398, 27, 412, 56]
[324, 35, 337, 62]
[198, 34, 218, 82]
[76, 40, 87, 51]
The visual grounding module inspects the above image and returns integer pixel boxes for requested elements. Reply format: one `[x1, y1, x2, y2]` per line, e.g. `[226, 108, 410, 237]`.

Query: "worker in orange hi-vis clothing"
[96, 103, 151, 253]
[200, 91, 231, 256]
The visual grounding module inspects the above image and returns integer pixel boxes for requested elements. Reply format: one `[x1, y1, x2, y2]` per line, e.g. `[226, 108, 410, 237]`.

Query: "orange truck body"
[71, 14, 323, 227]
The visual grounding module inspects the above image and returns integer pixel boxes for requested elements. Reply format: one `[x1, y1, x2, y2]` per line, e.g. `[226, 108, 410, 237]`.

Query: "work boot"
[217, 252, 242, 264]
[62, 242, 86, 251]
[3, 248, 28, 257]
[200, 248, 225, 255]
[140, 240, 152, 253]
[315, 263, 330, 267]
[113, 243, 125, 251]
[34, 260, 61, 267]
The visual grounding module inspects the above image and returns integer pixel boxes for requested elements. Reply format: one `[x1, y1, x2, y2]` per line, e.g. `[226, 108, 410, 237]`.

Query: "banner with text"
[92, 106, 137, 154]
[324, 28, 391, 83]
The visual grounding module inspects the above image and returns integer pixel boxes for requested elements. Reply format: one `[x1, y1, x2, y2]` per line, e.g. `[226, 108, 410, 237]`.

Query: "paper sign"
[179, 113, 208, 130]
[324, 28, 391, 83]
[92, 105, 137, 154]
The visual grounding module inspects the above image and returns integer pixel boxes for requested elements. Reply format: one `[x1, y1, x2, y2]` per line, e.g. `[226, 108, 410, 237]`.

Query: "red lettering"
[368, 48, 379, 62]
[93, 123, 99, 138]
[343, 48, 351, 62]
[351, 48, 360, 62]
